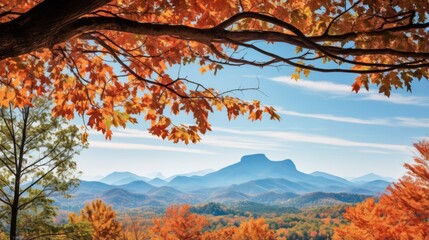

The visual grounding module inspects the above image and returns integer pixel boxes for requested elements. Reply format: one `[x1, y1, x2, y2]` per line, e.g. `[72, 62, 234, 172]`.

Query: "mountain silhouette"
[351, 173, 396, 183]
[99, 171, 149, 185]
[148, 178, 168, 187]
[167, 154, 349, 190]
[310, 171, 350, 184]
[118, 180, 155, 194]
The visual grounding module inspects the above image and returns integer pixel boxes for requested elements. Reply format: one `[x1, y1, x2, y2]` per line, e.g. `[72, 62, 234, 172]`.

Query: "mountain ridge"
[61, 154, 393, 210]
[99, 171, 150, 185]
[351, 173, 396, 183]
[166, 154, 353, 191]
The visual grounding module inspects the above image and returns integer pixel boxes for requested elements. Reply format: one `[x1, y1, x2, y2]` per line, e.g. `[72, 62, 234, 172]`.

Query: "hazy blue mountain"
[225, 178, 316, 194]
[113, 177, 145, 185]
[72, 180, 114, 195]
[99, 171, 149, 185]
[310, 171, 350, 184]
[53, 181, 115, 211]
[203, 154, 301, 185]
[211, 191, 250, 203]
[145, 172, 166, 179]
[337, 186, 380, 195]
[167, 154, 349, 191]
[250, 192, 298, 204]
[147, 186, 182, 196]
[167, 175, 206, 191]
[101, 188, 148, 204]
[61, 154, 390, 210]
[148, 178, 168, 187]
[184, 169, 215, 176]
[57, 183, 374, 210]
[322, 179, 390, 195]
[101, 188, 150, 208]
[146, 186, 192, 204]
[358, 180, 391, 192]
[118, 180, 155, 194]
[352, 173, 396, 183]
[165, 169, 215, 181]
[284, 192, 371, 207]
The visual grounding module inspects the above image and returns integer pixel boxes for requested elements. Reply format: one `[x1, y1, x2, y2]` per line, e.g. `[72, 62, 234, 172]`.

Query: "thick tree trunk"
[9, 195, 19, 240]
[8, 107, 29, 240]
[0, 0, 110, 60]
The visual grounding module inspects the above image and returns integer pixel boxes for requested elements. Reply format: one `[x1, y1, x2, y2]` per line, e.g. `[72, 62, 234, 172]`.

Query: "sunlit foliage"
[334, 141, 429, 240]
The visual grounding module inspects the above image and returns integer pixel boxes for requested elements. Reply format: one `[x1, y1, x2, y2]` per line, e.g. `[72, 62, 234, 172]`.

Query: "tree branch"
[1, 11, 428, 62]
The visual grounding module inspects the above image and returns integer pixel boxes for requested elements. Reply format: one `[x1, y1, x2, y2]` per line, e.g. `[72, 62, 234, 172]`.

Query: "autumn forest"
[1, 0, 429, 239]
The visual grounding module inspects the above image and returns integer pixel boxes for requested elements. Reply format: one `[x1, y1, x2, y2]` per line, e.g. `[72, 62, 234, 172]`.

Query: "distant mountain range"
[99, 171, 150, 185]
[350, 173, 396, 183]
[57, 154, 394, 211]
[97, 169, 215, 185]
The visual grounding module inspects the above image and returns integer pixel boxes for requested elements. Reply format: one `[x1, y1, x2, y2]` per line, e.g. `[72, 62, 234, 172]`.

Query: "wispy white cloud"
[269, 76, 429, 107]
[270, 76, 351, 94]
[214, 127, 412, 154]
[278, 109, 389, 125]
[277, 108, 429, 128]
[89, 141, 213, 154]
[364, 93, 429, 106]
[200, 135, 282, 150]
[87, 126, 414, 155]
[89, 129, 157, 139]
[393, 117, 429, 128]
[358, 149, 394, 155]
[90, 128, 281, 151]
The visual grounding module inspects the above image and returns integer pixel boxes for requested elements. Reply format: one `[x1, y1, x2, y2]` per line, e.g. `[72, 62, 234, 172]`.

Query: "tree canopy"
[69, 199, 122, 240]
[149, 204, 209, 240]
[334, 141, 429, 239]
[0, 98, 86, 240]
[1, 0, 428, 141]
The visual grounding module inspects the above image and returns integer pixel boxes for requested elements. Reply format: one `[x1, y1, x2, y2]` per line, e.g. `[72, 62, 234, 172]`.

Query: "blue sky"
[75, 54, 429, 180]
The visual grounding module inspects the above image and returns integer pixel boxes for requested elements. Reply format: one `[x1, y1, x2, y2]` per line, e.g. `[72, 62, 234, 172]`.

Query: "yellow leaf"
[199, 66, 208, 74]
[291, 73, 300, 80]
[304, 69, 310, 78]
[81, 131, 88, 144]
